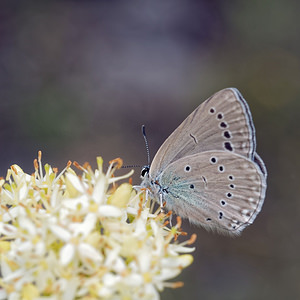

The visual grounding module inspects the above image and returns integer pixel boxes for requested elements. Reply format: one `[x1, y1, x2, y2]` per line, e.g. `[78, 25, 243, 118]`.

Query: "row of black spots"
[209, 107, 216, 114]
[218, 165, 225, 173]
[208, 107, 224, 120]
[226, 192, 233, 199]
[209, 107, 230, 132]
[220, 199, 227, 206]
[208, 105, 235, 154]
[219, 121, 228, 129]
[206, 211, 225, 222]
[230, 219, 242, 230]
[216, 112, 224, 120]
[211, 107, 232, 140]
[210, 156, 217, 164]
[229, 183, 235, 189]
[224, 141, 233, 151]
[209, 156, 227, 175]
[184, 165, 191, 172]
[209, 156, 226, 173]
[223, 130, 231, 139]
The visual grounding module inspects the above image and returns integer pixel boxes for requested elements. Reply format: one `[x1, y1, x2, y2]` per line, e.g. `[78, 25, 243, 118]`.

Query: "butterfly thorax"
[140, 166, 164, 201]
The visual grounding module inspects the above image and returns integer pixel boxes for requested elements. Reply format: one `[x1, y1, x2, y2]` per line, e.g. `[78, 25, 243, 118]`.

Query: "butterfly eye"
[141, 166, 150, 178]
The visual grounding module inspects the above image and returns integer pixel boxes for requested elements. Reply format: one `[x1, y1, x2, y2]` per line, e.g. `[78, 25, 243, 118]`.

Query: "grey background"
[1, 1, 299, 299]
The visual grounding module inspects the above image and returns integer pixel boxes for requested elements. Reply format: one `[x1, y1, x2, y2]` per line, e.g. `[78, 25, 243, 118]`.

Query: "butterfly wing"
[150, 88, 256, 178]
[157, 150, 267, 235]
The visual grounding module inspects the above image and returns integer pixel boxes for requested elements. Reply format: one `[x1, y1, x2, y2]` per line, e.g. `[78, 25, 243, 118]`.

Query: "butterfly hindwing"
[158, 151, 266, 235]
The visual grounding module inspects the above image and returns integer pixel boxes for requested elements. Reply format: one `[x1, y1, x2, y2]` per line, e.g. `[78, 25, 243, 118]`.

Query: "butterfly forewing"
[158, 151, 266, 235]
[150, 88, 256, 178]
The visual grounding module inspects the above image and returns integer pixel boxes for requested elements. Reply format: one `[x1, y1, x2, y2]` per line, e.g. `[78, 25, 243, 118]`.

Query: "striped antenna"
[142, 125, 151, 166]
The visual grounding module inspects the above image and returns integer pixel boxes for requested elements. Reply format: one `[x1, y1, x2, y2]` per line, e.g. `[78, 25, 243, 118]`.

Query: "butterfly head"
[140, 165, 150, 179]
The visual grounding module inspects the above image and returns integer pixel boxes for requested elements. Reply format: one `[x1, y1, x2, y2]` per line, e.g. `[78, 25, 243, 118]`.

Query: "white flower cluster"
[0, 152, 196, 300]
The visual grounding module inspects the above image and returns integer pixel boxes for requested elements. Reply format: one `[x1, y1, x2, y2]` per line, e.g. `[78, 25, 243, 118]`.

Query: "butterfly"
[141, 88, 267, 235]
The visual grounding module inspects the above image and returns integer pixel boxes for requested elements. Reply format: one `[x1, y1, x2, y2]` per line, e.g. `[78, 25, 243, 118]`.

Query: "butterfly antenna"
[122, 164, 141, 169]
[142, 125, 151, 166]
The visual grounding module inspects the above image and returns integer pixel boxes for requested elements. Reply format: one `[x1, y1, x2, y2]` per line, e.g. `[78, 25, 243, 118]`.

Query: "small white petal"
[62, 277, 79, 300]
[126, 206, 138, 215]
[78, 243, 102, 262]
[49, 225, 71, 242]
[112, 257, 126, 273]
[154, 268, 181, 282]
[168, 244, 196, 254]
[14, 273, 35, 292]
[98, 286, 112, 298]
[18, 217, 36, 236]
[92, 176, 106, 204]
[62, 195, 89, 210]
[34, 241, 45, 256]
[133, 218, 147, 236]
[65, 173, 86, 193]
[98, 205, 122, 217]
[150, 220, 159, 236]
[102, 273, 121, 287]
[0, 223, 17, 236]
[2, 206, 21, 222]
[17, 241, 33, 252]
[69, 213, 96, 237]
[0, 258, 12, 278]
[2, 268, 26, 283]
[144, 284, 160, 300]
[60, 243, 75, 266]
[0, 288, 7, 300]
[137, 251, 151, 273]
[6, 291, 19, 300]
[104, 245, 121, 267]
[161, 254, 193, 268]
[122, 273, 143, 287]
[18, 184, 28, 201]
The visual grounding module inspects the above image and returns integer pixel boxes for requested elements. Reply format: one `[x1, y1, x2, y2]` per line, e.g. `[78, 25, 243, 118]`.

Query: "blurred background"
[1, 0, 299, 299]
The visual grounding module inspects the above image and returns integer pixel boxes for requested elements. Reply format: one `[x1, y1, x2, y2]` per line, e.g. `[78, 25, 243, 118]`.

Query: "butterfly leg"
[169, 212, 173, 227]
[142, 189, 149, 208]
[159, 193, 164, 213]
